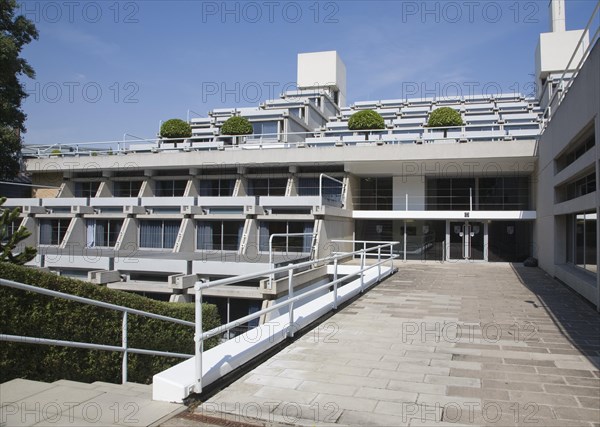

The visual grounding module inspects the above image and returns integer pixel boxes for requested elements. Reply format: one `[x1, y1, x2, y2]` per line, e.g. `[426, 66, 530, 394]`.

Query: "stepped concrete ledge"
[0, 378, 184, 426]
[166, 263, 599, 427]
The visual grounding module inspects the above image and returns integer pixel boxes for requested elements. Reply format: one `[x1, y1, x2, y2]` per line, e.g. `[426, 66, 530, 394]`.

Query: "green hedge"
[0, 262, 220, 384]
[221, 116, 253, 135]
[160, 118, 192, 139]
[427, 107, 464, 127]
[348, 110, 385, 130]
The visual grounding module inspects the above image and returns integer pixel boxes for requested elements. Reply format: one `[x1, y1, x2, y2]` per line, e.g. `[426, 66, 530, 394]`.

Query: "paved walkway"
[184, 263, 599, 426]
[0, 379, 184, 426]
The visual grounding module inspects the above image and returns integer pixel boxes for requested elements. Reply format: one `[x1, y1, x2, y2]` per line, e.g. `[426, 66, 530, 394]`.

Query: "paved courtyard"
[182, 263, 599, 426]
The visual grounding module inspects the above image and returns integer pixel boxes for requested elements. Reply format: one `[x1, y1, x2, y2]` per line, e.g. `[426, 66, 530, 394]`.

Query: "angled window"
[39, 219, 70, 245]
[87, 219, 123, 247]
[197, 220, 244, 251]
[139, 220, 181, 249]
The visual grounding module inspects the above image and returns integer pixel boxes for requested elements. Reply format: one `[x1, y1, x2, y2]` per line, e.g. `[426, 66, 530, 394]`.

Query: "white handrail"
[268, 232, 316, 289]
[542, 1, 600, 128]
[0, 278, 194, 384]
[192, 240, 399, 394]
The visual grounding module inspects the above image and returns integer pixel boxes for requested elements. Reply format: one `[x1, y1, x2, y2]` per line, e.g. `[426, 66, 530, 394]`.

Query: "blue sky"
[19, 0, 598, 145]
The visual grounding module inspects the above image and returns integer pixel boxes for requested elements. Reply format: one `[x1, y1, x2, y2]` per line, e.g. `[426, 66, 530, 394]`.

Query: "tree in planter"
[221, 116, 253, 135]
[427, 107, 464, 138]
[0, 197, 36, 265]
[160, 119, 192, 144]
[348, 110, 385, 140]
[221, 116, 253, 145]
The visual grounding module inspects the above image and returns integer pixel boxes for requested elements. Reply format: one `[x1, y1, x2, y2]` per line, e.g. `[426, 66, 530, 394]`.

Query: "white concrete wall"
[536, 41, 599, 308]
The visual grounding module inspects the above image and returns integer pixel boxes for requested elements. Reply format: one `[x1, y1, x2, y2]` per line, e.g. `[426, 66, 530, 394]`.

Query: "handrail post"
[377, 246, 381, 281]
[194, 286, 203, 394]
[360, 250, 365, 292]
[470, 187, 473, 211]
[390, 243, 394, 270]
[333, 258, 338, 310]
[287, 264, 294, 338]
[122, 312, 128, 384]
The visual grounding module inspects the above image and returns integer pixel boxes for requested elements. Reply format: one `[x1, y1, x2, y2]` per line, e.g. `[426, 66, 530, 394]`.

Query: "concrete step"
[1, 378, 184, 426]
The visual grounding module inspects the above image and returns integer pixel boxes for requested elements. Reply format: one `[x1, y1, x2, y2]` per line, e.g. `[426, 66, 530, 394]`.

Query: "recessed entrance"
[449, 221, 484, 260]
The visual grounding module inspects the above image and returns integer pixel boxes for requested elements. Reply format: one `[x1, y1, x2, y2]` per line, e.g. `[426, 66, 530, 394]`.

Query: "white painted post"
[470, 188, 473, 211]
[360, 250, 365, 292]
[194, 288, 203, 393]
[389, 243, 394, 270]
[377, 246, 381, 281]
[288, 264, 294, 338]
[122, 312, 128, 384]
[333, 258, 338, 309]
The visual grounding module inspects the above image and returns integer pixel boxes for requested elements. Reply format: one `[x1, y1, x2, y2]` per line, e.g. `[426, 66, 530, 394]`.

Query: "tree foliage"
[0, 0, 39, 179]
[221, 116, 253, 135]
[160, 118, 192, 139]
[0, 197, 36, 264]
[427, 107, 464, 128]
[348, 110, 385, 131]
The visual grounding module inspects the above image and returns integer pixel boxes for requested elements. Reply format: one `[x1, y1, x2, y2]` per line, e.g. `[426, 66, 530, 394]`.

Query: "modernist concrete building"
[2, 0, 598, 320]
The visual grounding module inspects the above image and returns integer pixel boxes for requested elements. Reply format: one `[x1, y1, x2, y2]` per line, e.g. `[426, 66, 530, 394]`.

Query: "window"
[298, 177, 343, 205]
[558, 172, 596, 202]
[478, 177, 530, 210]
[247, 178, 288, 196]
[426, 178, 474, 211]
[556, 132, 595, 172]
[114, 181, 142, 197]
[87, 219, 123, 247]
[567, 212, 597, 275]
[40, 219, 70, 245]
[1, 219, 21, 243]
[155, 180, 187, 197]
[74, 182, 100, 198]
[250, 121, 278, 139]
[199, 179, 235, 197]
[139, 220, 180, 249]
[359, 177, 393, 210]
[197, 221, 244, 251]
[289, 108, 304, 119]
[258, 221, 314, 253]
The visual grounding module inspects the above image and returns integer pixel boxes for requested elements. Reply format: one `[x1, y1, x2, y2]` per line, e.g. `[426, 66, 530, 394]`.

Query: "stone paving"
[188, 263, 600, 426]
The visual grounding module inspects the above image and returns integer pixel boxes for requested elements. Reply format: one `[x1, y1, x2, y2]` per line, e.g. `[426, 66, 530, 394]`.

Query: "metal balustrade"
[0, 278, 194, 384]
[191, 240, 398, 393]
[541, 1, 600, 128]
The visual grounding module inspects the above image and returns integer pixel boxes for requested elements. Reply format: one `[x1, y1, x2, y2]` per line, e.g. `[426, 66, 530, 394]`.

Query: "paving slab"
[185, 263, 599, 426]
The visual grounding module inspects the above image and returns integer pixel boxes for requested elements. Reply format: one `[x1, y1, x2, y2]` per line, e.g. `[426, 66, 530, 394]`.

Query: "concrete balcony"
[89, 197, 140, 207]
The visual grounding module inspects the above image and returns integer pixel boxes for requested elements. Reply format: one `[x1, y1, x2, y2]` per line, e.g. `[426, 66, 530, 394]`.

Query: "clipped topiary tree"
[427, 107, 464, 138]
[348, 110, 385, 140]
[221, 116, 253, 136]
[160, 119, 192, 142]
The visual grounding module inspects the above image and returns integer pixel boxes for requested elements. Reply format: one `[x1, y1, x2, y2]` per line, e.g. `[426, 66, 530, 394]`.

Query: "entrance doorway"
[449, 221, 484, 260]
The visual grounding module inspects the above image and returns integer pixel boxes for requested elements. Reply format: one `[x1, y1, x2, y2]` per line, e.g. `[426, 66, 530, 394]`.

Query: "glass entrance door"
[449, 221, 484, 260]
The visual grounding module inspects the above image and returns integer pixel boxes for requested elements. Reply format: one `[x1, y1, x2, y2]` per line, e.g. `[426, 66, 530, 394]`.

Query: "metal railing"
[0, 278, 194, 384]
[268, 232, 316, 289]
[542, 1, 600, 128]
[192, 240, 399, 393]
[21, 117, 544, 159]
[352, 191, 532, 212]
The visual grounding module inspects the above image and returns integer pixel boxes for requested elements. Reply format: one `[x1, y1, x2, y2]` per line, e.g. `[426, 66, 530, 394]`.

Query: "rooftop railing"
[542, 1, 600, 129]
[22, 122, 542, 160]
